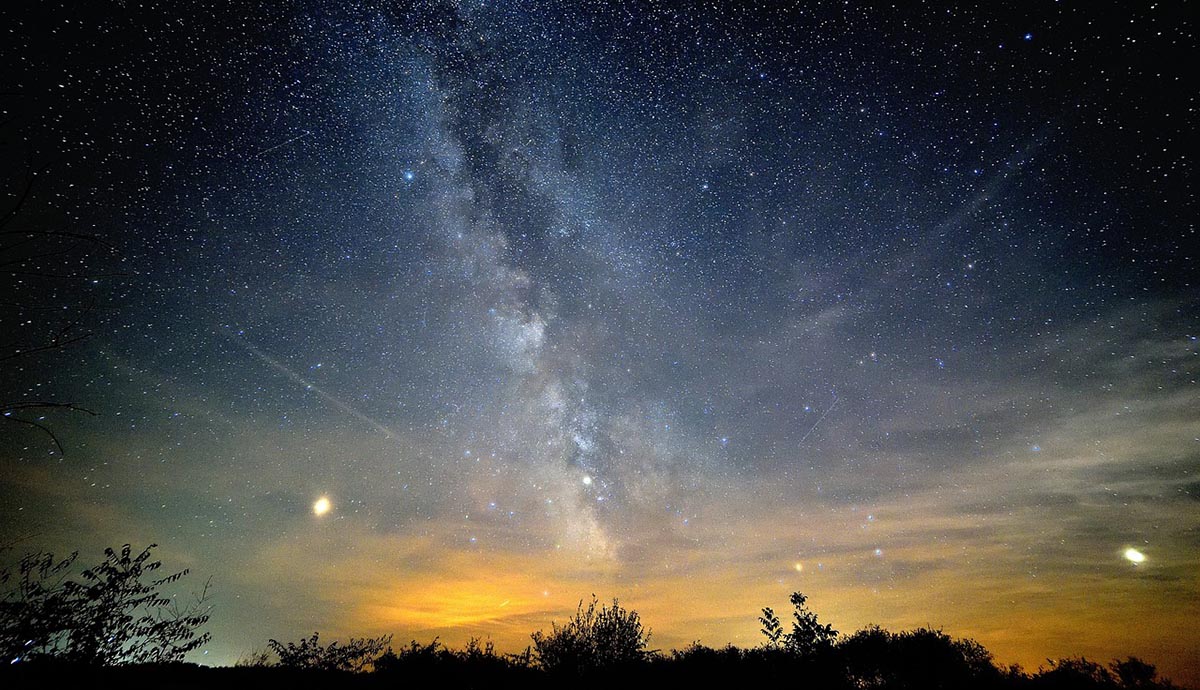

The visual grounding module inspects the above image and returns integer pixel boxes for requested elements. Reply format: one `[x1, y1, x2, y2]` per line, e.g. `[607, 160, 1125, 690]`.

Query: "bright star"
[313, 496, 332, 516]
[1124, 547, 1146, 564]
[582, 475, 593, 486]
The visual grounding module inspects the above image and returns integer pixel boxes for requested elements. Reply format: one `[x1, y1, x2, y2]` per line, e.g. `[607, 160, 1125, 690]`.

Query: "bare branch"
[0, 168, 34, 229]
[0, 227, 119, 251]
[1, 415, 66, 454]
[0, 331, 92, 363]
[1, 401, 98, 415]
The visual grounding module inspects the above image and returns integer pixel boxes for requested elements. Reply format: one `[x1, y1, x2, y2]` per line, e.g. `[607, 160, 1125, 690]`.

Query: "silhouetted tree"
[783, 591, 837, 657]
[0, 544, 211, 664]
[1110, 657, 1174, 689]
[758, 606, 784, 648]
[530, 596, 651, 674]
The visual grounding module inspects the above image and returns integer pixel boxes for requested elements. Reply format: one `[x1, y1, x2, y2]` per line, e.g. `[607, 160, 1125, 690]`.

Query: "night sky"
[2, 0, 1196, 682]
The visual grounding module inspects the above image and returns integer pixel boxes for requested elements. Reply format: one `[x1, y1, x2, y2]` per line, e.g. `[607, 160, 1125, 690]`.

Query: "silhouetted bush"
[267, 631, 392, 672]
[233, 647, 272, 667]
[669, 641, 745, 665]
[1027, 656, 1178, 690]
[664, 642, 763, 678]
[531, 596, 651, 674]
[372, 637, 541, 688]
[374, 637, 444, 673]
[838, 625, 1003, 689]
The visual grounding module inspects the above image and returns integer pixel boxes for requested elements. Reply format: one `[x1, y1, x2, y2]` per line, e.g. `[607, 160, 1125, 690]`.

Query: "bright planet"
[313, 497, 332, 517]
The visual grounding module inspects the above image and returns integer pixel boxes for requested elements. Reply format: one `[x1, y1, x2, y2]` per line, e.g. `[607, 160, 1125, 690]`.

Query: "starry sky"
[2, 0, 1197, 682]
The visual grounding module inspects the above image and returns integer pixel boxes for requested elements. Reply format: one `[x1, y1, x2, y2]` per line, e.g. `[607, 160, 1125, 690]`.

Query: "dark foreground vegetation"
[1, 544, 1185, 689]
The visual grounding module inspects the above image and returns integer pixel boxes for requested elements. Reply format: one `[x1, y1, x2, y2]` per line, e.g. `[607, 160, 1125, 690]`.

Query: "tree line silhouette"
[0, 543, 1184, 688]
